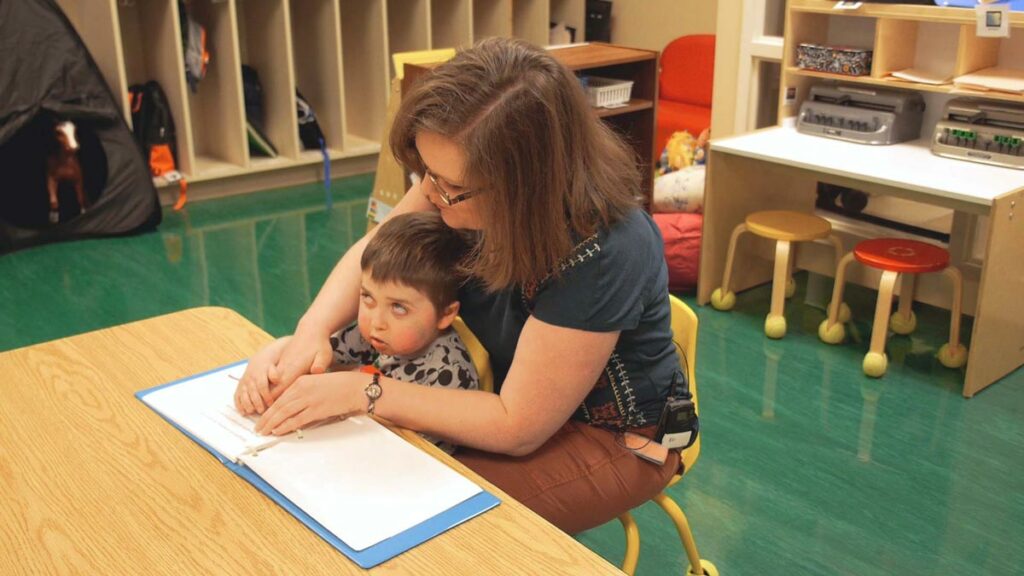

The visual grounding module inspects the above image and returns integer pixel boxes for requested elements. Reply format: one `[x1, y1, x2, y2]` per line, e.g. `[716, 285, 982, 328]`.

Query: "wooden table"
[0, 307, 623, 575]
[700, 126, 1024, 397]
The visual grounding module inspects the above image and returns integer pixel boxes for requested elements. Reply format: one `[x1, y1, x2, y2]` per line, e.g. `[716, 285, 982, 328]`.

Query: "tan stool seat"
[746, 210, 832, 242]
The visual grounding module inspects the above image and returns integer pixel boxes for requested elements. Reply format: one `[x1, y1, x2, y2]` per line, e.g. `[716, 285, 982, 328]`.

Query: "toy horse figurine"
[47, 120, 88, 223]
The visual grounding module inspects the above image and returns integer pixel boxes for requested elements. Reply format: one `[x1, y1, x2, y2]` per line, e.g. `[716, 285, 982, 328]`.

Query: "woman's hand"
[234, 337, 291, 415]
[255, 371, 370, 436]
[269, 324, 336, 392]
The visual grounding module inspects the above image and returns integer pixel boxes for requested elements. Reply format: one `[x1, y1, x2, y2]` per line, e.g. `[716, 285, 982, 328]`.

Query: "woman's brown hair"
[390, 37, 640, 291]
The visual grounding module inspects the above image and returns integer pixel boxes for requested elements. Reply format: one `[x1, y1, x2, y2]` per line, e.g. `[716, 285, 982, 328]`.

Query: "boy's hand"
[235, 337, 290, 415]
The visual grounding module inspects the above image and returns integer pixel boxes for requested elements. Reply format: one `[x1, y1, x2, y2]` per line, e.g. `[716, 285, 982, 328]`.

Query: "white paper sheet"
[141, 364, 282, 461]
[142, 363, 483, 552]
[240, 416, 482, 551]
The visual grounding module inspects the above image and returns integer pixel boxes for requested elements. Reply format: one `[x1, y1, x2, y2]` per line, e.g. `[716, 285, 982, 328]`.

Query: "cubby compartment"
[57, 0, 130, 122]
[787, 13, 876, 73]
[431, 0, 473, 49]
[473, 0, 512, 40]
[873, 20, 959, 83]
[513, 0, 549, 47]
[956, 24, 1024, 77]
[290, 0, 347, 157]
[339, 0, 389, 148]
[237, 0, 300, 163]
[549, 0, 584, 43]
[387, 0, 431, 66]
[116, 0, 196, 177]
[186, 0, 248, 175]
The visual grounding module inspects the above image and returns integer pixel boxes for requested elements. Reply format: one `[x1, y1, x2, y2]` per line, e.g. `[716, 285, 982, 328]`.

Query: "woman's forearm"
[373, 377, 538, 455]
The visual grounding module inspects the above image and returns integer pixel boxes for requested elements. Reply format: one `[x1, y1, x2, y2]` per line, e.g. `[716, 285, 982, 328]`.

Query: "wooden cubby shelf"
[782, 0, 1024, 120]
[57, 0, 586, 201]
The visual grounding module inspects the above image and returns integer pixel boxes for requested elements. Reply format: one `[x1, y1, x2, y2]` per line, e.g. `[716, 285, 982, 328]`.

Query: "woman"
[239, 37, 693, 534]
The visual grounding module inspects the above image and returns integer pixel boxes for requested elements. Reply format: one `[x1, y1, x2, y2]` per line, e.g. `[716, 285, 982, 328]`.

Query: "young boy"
[235, 212, 478, 449]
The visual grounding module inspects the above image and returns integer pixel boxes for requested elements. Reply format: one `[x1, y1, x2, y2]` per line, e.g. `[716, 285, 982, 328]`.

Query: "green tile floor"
[2, 176, 1022, 575]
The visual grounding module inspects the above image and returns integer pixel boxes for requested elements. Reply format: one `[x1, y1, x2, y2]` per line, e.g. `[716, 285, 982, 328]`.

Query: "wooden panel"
[291, 0, 347, 152]
[964, 188, 1024, 397]
[432, 0, 473, 49]
[873, 19, 918, 79]
[512, 0, 549, 47]
[388, 0, 432, 61]
[955, 23, 1001, 76]
[339, 0, 389, 142]
[188, 0, 249, 169]
[58, 0, 131, 123]
[238, 0, 301, 160]
[548, 43, 657, 70]
[473, 0, 512, 39]
[118, 0, 196, 176]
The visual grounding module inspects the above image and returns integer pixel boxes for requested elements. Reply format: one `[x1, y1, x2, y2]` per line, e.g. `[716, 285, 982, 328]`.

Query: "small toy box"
[797, 43, 873, 77]
[580, 75, 634, 108]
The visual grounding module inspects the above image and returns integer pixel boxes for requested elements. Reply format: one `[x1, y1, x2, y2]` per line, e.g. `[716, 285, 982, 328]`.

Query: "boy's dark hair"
[361, 212, 470, 312]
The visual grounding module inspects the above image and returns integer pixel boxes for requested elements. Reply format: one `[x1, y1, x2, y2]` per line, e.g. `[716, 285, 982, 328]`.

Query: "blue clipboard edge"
[135, 361, 502, 569]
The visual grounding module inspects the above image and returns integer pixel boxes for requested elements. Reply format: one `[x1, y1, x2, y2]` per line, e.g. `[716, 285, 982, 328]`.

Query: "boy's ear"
[436, 301, 460, 330]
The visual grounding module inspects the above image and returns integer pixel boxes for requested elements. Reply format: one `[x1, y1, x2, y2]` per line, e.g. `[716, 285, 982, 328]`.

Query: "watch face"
[366, 382, 382, 400]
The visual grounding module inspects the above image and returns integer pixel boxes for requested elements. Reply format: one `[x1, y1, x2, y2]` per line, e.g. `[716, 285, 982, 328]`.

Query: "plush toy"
[693, 128, 710, 166]
[657, 130, 697, 175]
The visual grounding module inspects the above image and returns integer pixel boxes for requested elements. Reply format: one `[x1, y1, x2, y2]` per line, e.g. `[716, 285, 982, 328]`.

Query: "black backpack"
[128, 81, 187, 208]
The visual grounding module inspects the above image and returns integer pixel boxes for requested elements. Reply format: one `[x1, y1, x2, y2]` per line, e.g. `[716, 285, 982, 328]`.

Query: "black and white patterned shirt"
[330, 324, 479, 452]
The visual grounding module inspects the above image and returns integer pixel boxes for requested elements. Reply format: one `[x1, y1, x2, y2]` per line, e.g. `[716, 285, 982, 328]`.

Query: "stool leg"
[825, 235, 851, 323]
[765, 240, 791, 339]
[890, 273, 918, 335]
[785, 243, 797, 299]
[819, 252, 856, 344]
[864, 270, 899, 378]
[938, 266, 969, 369]
[711, 223, 749, 311]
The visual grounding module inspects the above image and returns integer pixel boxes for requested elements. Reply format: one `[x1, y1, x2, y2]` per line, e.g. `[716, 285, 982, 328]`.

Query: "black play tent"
[0, 0, 162, 254]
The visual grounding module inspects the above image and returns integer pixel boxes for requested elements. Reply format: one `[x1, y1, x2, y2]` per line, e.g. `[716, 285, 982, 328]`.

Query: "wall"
[710, 0, 742, 138]
[609, 0, 718, 52]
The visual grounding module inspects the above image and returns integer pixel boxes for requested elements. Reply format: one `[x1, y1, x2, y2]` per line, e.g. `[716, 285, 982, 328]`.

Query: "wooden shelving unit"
[781, 0, 1024, 121]
[56, 0, 585, 203]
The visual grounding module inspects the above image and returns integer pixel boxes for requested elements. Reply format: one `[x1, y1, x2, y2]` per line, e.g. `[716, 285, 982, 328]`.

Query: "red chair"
[818, 238, 969, 377]
[656, 34, 716, 157]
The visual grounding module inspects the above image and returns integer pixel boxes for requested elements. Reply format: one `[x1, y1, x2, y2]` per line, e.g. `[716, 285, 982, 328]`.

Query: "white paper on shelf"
[954, 67, 1024, 95]
[889, 67, 953, 86]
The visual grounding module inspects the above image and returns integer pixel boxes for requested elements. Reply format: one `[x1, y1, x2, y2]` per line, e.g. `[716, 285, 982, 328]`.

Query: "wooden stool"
[711, 210, 843, 339]
[818, 238, 968, 377]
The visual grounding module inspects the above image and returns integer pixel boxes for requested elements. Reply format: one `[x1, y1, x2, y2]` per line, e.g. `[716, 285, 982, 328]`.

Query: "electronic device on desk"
[797, 84, 925, 145]
[932, 98, 1024, 170]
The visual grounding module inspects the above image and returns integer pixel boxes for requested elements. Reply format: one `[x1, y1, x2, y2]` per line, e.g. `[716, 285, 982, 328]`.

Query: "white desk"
[699, 126, 1024, 396]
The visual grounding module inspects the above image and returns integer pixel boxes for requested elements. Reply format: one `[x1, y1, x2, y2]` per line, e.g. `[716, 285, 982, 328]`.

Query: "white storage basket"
[581, 76, 634, 108]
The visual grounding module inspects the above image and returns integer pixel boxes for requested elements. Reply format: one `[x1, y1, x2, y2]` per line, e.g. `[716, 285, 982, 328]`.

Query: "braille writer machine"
[931, 98, 1024, 170]
[797, 84, 925, 145]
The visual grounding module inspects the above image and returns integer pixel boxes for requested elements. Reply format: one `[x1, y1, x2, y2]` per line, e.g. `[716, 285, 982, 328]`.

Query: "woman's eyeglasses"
[424, 169, 481, 207]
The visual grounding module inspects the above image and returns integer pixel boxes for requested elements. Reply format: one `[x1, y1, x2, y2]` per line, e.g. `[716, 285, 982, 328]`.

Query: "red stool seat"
[854, 239, 949, 274]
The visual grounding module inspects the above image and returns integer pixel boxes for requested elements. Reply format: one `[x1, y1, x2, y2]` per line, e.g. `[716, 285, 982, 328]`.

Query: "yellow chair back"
[452, 317, 495, 393]
[669, 295, 700, 475]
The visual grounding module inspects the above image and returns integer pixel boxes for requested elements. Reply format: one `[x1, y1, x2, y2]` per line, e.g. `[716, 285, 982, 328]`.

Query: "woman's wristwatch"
[364, 372, 382, 415]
